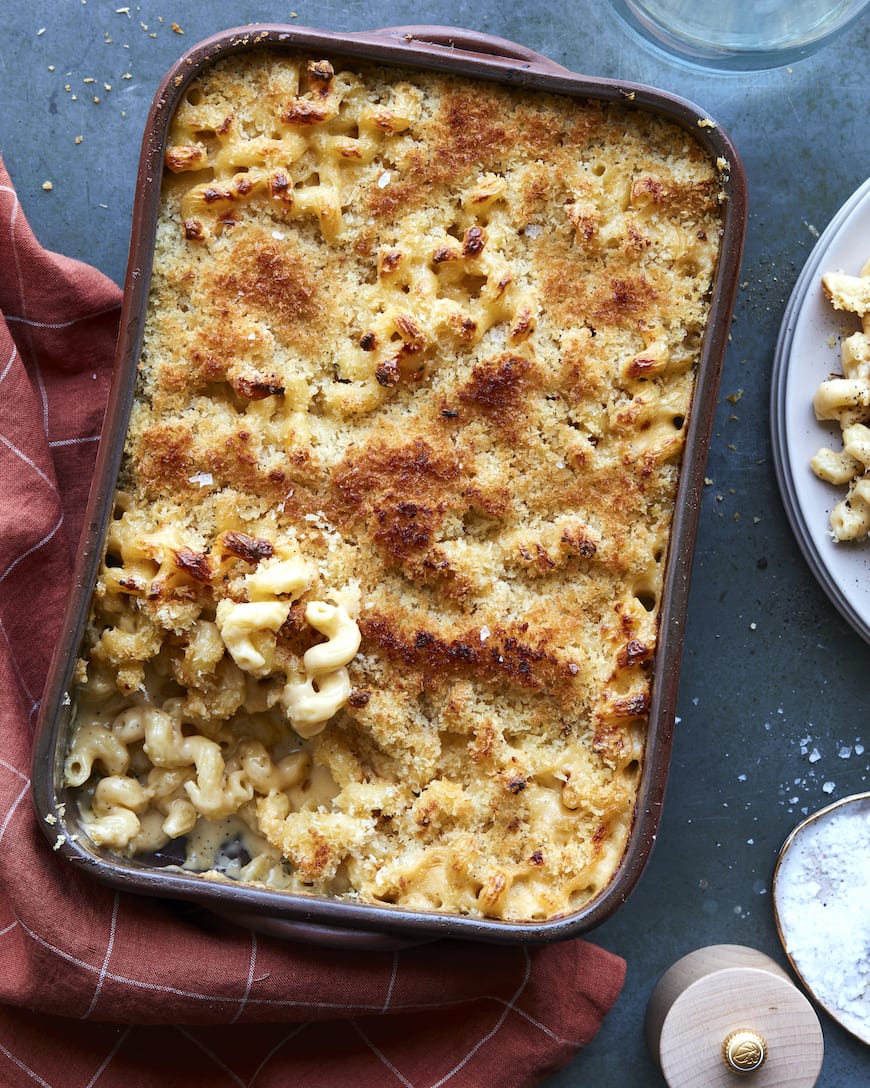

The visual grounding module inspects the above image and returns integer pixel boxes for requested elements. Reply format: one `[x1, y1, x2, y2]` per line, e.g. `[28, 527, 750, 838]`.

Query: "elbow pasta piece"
[281, 668, 352, 737]
[842, 423, 870, 469]
[86, 775, 152, 849]
[245, 555, 312, 601]
[85, 807, 142, 849]
[812, 376, 870, 422]
[142, 706, 253, 819]
[143, 767, 199, 839]
[301, 601, 361, 673]
[822, 270, 870, 317]
[237, 740, 310, 793]
[181, 737, 253, 819]
[159, 796, 199, 839]
[830, 478, 870, 541]
[280, 602, 361, 737]
[110, 706, 149, 746]
[93, 774, 151, 815]
[809, 447, 861, 486]
[65, 724, 130, 785]
[842, 331, 870, 379]
[129, 808, 174, 853]
[146, 765, 196, 800]
[215, 599, 291, 676]
[178, 620, 225, 685]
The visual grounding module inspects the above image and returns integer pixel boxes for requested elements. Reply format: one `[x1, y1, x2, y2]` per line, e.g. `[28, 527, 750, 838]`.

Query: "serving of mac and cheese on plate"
[33, 27, 746, 941]
[772, 176, 870, 652]
[810, 260, 870, 540]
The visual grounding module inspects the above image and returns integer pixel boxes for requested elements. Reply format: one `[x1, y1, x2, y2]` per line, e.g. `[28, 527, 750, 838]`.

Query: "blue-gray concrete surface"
[2, 2, 868, 1084]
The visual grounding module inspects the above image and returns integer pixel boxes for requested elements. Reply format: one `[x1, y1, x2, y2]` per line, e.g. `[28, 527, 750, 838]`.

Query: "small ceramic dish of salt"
[773, 792, 870, 1046]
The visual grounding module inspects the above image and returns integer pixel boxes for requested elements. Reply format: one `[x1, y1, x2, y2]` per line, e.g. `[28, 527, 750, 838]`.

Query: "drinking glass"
[607, 0, 870, 69]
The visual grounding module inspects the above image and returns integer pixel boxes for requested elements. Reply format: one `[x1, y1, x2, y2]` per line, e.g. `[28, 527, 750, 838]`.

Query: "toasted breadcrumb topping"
[66, 51, 724, 921]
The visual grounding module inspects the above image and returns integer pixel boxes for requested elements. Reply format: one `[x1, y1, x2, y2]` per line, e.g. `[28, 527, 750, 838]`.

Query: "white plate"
[771, 177, 870, 645]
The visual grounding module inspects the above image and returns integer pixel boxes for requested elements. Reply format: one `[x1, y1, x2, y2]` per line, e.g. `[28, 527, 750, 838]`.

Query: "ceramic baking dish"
[32, 24, 747, 947]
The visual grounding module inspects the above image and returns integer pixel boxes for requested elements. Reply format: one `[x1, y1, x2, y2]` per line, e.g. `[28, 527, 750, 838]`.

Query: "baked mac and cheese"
[65, 50, 726, 921]
[811, 258, 870, 540]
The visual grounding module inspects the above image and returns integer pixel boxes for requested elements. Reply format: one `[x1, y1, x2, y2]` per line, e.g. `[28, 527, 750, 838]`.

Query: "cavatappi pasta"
[64, 50, 726, 921]
[811, 258, 870, 541]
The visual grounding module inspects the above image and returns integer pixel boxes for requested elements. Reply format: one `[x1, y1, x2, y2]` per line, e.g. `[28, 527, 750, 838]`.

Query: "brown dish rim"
[31, 23, 748, 948]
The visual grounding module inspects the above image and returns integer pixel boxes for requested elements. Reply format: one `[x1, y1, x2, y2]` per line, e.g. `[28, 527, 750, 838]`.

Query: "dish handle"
[209, 906, 434, 950]
[356, 24, 571, 75]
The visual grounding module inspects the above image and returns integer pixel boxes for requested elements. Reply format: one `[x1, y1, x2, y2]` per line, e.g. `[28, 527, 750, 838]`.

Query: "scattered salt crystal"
[856, 743, 865, 756]
[808, 748, 821, 763]
[272, 231, 285, 240]
[839, 746, 852, 759]
[188, 472, 213, 487]
[377, 171, 391, 188]
[524, 223, 543, 238]
[822, 781, 835, 794]
[479, 625, 491, 642]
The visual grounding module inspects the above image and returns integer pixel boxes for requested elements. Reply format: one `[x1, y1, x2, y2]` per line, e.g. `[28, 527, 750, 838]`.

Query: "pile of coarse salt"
[774, 796, 870, 1043]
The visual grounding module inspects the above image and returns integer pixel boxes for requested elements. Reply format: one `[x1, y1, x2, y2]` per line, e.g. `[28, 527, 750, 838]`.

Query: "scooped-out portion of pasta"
[65, 49, 726, 921]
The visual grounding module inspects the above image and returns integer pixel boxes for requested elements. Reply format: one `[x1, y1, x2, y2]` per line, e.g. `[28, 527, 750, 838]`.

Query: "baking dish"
[32, 24, 747, 947]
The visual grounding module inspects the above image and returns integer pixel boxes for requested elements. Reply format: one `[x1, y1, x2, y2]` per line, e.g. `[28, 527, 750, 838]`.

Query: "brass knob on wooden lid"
[722, 1029, 767, 1074]
[645, 945, 823, 1087]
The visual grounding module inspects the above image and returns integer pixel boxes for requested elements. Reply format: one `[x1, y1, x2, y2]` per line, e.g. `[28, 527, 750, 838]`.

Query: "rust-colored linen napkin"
[0, 156, 625, 1088]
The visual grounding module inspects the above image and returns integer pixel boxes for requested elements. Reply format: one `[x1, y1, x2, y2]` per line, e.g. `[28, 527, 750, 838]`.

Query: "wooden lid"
[646, 945, 824, 1088]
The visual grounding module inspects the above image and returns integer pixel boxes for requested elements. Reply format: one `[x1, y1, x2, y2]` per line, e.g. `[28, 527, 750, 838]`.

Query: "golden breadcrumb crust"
[67, 50, 724, 922]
